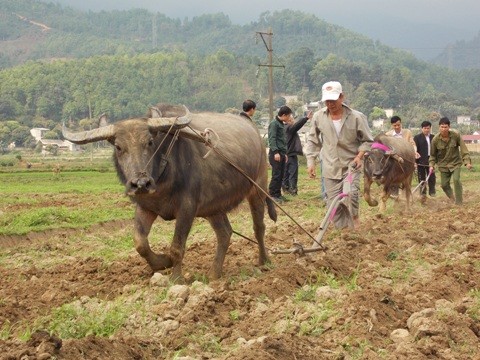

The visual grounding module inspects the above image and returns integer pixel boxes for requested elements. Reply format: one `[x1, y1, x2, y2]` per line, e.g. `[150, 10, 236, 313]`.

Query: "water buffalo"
[363, 133, 416, 212]
[62, 104, 277, 281]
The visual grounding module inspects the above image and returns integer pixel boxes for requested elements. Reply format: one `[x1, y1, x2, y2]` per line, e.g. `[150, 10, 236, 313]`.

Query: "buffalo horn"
[62, 122, 115, 144]
[147, 105, 191, 130]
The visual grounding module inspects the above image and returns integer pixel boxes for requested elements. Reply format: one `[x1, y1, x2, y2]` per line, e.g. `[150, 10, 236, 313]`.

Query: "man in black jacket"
[414, 120, 436, 200]
[282, 110, 313, 195]
[268, 106, 294, 203]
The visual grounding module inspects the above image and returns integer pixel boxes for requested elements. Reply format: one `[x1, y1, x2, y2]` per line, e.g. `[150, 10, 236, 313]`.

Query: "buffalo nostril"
[137, 178, 148, 188]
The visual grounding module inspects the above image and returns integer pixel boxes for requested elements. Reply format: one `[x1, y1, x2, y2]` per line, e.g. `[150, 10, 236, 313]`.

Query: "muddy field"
[1, 171, 480, 359]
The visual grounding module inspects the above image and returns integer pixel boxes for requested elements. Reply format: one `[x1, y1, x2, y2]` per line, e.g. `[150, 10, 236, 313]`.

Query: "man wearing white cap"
[305, 81, 373, 229]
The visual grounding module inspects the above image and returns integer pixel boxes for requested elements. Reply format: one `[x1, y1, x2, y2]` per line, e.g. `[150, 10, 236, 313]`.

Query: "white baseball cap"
[321, 81, 342, 102]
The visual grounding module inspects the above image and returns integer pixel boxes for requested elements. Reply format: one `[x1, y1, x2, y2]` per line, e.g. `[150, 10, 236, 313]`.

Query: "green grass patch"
[0, 169, 133, 235]
[467, 288, 480, 321]
[41, 299, 133, 339]
[298, 300, 336, 336]
[0, 205, 132, 235]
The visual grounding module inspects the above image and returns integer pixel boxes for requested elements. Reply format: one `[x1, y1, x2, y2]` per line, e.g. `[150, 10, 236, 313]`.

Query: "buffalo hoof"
[208, 270, 222, 281]
[258, 256, 271, 267]
[148, 253, 173, 272]
[366, 200, 378, 207]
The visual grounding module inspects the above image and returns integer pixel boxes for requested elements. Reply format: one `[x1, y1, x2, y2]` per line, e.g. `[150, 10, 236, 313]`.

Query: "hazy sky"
[54, 0, 480, 60]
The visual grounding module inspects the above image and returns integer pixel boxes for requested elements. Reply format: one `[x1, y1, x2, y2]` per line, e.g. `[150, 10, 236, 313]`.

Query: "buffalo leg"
[206, 213, 232, 280]
[134, 205, 172, 271]
[169, 209, 196, 282]
[247, 193, 269, 266]
[404, 176, 413, 211]
[379, 189, 389, 212]
[363, 176, 378, 207]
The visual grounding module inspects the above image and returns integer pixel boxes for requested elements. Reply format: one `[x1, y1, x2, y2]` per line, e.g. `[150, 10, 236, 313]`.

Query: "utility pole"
[256, 28, 284, 121]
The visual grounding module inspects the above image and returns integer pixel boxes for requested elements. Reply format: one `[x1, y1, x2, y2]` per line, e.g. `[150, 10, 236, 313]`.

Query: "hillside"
[1, 0, 480, 150]
[433, 31, 480, 70]
[1, 0, 478, 72]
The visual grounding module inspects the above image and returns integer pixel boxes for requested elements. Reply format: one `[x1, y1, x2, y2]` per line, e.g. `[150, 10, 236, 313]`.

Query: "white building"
[30, 127, 79, 152]
[372, 119, 385, 129]
[30, 128, 50, 141]
[457, 116, 471, 125]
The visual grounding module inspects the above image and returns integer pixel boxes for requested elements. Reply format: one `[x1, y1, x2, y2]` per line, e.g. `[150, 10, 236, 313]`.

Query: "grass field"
[1, 150, 479, 236]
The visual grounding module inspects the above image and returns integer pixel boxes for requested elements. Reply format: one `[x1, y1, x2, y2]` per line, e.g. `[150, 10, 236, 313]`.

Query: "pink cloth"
[371, 142, 390, 152]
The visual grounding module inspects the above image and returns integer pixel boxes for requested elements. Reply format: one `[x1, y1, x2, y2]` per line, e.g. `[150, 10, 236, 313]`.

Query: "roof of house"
[462, 135, 480, 141]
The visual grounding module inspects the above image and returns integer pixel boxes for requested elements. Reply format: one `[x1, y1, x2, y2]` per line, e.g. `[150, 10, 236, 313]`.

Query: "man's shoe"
[288, 188, 298, 196]
[279, 195, 290, 202]
[429, 193, 436, 197]
[272, 197, 284, 204]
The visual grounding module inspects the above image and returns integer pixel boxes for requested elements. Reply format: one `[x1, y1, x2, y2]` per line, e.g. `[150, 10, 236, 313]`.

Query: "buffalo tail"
[266, 197, 277, 222]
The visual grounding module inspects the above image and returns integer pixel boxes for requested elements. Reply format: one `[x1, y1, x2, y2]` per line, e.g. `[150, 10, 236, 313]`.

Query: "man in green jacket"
[268, 105, 293, 203]
[429, 117, 472, 205]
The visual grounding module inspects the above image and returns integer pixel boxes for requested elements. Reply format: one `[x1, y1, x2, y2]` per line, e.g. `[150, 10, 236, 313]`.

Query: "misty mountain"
[433, 31, 480, 69]
[1, 0, 479, 70]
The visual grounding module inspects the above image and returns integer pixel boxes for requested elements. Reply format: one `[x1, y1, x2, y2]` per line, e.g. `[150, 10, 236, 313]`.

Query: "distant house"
[30, 127, 79, 152]
[372, 119, 385, 130]
[385, 109, 394, 118]
[462, 134, 480, 153]
[306, 101, 321, 112]
[462, 135, 480, 144]
[457, 116, 471, 125]
[38, 139, 78, 154]
[30, 128, 50, 141]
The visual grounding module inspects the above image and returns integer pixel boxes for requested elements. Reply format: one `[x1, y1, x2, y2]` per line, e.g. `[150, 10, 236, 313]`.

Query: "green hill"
[0, 0, 479, 149]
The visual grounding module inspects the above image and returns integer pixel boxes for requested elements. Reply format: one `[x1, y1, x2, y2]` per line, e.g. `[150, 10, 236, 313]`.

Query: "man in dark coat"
[268, 106, 293, 203]
[414, 120, 436, 199]
[282, 110, 313, 195]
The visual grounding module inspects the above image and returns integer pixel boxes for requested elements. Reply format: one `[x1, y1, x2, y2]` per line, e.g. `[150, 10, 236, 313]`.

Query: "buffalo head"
[364, 142, 393, 182]
[62, 106, 190, 196]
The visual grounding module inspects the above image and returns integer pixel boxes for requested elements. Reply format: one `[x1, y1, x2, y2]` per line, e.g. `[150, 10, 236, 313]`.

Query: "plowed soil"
[1, 183, 480, 359]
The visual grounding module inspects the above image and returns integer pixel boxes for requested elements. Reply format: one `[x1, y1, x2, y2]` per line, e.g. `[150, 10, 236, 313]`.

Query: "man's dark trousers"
[268, 152, 286, 198]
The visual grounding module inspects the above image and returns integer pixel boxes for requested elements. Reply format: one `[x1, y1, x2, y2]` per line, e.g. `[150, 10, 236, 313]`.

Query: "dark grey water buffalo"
[63, 104, 276, 281]
[363, 133, 416, 212]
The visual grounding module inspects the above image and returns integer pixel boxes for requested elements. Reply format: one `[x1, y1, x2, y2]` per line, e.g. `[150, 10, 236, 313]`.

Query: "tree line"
[1, 0, 480, 149]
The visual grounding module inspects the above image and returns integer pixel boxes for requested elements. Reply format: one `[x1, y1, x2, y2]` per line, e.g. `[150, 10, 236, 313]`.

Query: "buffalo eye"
[148, 139, 154, 147]
[115, 144, 122, 152]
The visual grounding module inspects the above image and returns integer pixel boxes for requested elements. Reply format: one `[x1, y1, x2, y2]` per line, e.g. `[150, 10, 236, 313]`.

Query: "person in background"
[239, 99, 256, 122]
[414, 120, 436, 201]
[305, 81, 373, 229]
[268, 105, 293, 204]
[282, 110, 313, 196]
[429, 117, 472, 205]
[386, 115, 416, 151]
[386, 115, 416, 198]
